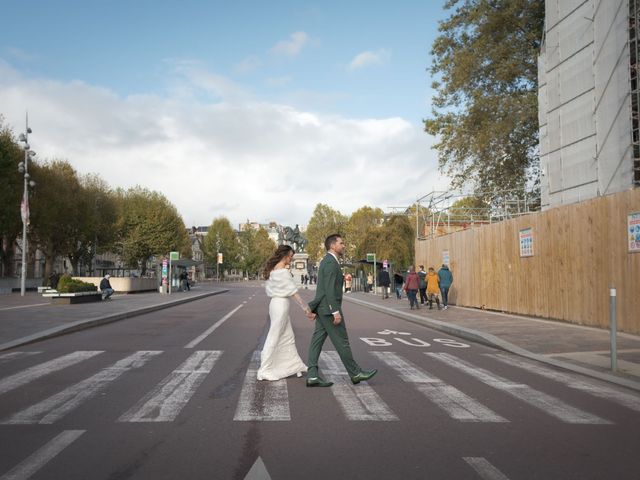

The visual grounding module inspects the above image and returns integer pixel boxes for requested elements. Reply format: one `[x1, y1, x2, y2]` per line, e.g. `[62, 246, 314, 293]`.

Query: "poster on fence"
[519, 228, 534, 257]
[629, 212, 640, 253]
[442, 250, 450, 266]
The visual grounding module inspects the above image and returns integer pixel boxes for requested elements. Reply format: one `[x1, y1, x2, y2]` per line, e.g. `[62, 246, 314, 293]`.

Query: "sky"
[0, 0, 450, 229]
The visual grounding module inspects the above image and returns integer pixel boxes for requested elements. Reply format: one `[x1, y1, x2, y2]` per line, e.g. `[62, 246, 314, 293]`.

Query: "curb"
[344, 296, 640, 393]
[0, 289, 229, 352]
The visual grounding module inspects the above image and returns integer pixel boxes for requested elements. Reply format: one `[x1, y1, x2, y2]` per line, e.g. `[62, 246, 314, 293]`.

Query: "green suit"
[307, 253, 360, 378]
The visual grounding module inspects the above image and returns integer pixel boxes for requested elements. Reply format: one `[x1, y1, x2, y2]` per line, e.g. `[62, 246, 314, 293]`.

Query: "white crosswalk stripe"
[234, 351, 290, 421]
[372, 351, 507, 422]
[0, 352, 42, 365]
[119, 351, 222, 422]
[489, 353, 640, 412]
[0, 351, 104, 396]
[463, 457, 511, 480]
[427, 352, 611, 424]
[2, 351, 162, 425]
[0, 430, 85, 480]
[320, 351, 398, 421]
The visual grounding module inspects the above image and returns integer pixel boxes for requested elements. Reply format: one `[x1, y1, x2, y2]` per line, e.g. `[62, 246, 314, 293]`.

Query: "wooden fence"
[415, 189, 640, 334]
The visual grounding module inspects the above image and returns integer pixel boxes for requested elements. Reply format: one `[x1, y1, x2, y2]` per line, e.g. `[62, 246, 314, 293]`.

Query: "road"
[1, 284, 639, 479]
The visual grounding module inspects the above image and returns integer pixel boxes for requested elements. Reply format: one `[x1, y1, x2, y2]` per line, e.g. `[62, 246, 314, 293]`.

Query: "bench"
[42, 291, 103, 304]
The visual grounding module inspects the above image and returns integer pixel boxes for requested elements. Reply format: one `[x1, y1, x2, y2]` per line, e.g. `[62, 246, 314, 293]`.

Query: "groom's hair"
[324, 234, 342, 251]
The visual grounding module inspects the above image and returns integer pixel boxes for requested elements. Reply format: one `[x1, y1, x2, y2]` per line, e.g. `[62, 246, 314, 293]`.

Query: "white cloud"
[265, 76, 292, 87]
[0, 61, 446, 228]
[348, 49, 391, 71]
[269, 31, 309, 57]
[234, 55, 262, 74]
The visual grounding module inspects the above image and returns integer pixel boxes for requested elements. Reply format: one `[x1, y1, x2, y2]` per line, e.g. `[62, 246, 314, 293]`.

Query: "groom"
[306, 233, 377, 387]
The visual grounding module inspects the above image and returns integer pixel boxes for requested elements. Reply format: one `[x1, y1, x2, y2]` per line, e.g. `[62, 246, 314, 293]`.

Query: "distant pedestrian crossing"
[0, 349, 638, 427]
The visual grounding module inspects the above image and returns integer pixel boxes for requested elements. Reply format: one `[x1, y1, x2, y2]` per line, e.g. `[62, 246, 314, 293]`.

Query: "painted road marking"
[320, 351, 398, 421]
[0, 303, 49, 311]
[0, 430, 85, 480]
[185, 304, 244, 348]
[0, 352, 42, 365]
[372, 352, 507, 423]
[244, 456, 272, 480]
[490, 353, 640, 412]
[463, 457, 511, 480]
[234, 351, 290, 421]
[119, 351, 222, 422]
[3, 351, 162, 425]
[0, 351, 104, 396]
[427, 353, 611, 424]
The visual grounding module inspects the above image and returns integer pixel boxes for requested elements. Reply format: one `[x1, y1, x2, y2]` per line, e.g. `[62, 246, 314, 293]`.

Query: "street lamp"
[17, 114, 37, 296]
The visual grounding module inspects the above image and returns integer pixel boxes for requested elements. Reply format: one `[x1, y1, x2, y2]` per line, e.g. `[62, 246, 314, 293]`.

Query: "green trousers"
[307, 311, 360, 378]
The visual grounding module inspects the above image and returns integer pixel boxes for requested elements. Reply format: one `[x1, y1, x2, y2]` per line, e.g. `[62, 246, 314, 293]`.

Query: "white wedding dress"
[257, 268, 308, 381]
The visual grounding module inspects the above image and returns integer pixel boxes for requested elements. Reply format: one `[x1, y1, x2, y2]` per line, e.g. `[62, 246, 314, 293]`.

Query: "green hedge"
[57, 275, 98, 293]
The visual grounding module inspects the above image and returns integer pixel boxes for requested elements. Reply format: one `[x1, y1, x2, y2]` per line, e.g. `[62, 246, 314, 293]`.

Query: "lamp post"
[17, 114, 37, 297]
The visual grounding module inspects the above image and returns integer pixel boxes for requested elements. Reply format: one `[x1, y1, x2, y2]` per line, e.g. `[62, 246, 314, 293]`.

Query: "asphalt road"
[1, 285, 639, 480]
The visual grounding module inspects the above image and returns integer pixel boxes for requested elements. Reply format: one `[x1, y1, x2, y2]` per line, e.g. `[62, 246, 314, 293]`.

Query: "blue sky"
[0, 1, 450, 227]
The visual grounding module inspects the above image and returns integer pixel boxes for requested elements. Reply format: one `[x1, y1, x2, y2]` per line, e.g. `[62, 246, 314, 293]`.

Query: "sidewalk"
[0, 285, 228, 352]
[344, 291, 640, 393]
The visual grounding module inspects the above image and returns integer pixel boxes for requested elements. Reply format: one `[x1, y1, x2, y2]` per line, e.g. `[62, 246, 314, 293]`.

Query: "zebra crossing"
[0, 349, 638, 426]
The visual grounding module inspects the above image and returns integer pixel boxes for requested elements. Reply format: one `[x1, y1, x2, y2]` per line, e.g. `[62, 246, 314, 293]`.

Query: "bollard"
[610, 286, 617, 372]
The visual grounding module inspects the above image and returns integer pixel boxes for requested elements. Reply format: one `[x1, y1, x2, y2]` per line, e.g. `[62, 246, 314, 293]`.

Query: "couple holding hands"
[257, 234, 377, 387]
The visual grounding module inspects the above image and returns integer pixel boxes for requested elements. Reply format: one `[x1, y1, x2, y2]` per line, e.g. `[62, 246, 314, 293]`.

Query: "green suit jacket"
[308, 253, 343, 315]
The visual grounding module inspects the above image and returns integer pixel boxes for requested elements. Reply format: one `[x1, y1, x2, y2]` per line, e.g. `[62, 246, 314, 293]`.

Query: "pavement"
[343, 291, 640, 393]
[0, 283, 228, 352]
[1, 281, 639, 393]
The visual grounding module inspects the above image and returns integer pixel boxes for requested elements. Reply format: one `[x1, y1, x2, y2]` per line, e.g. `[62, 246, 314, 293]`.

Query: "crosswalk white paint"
[0, 430, 85, 480]
[185, 304, 244, 348]
[2, 351, 162, 425]
[320, 351, 398, 421]
[119, 351, 222, 422]
[372, 351, 507, 423]
[0, 351, 104, 396]
[0, 352, 42, 365]
[463, 457, 511, 480]
[427, 352, 611, 424]
[489, 353, 640, 413]
[234, 351, 290, 421]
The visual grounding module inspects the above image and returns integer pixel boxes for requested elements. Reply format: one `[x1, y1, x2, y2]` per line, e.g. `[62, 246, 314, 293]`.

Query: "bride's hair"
[263, 245, 295, 280]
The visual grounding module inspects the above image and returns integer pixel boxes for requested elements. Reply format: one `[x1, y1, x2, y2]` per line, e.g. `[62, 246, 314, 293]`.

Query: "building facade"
[538, 0, 640, 209]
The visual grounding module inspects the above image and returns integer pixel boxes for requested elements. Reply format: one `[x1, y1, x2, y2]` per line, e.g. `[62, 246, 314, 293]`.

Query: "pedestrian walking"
[417, 265, 427, 305]
[438, 264, 453, 309]
[426, 267, 441, 310]
[366, 272, 374, 293]
[393, 271, 404, 299]
[344, 272, 353, 293]
[306, 234, 377, 387]
[404, 266, 420, 310]
[378, 268, 390, 299]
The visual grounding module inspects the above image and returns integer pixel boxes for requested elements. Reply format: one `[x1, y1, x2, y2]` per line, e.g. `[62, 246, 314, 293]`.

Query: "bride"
[258, 245, 315, 381]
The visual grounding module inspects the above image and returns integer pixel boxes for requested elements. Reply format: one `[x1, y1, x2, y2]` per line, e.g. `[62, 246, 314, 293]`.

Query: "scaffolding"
[412, 189, 539, 240]
[630, 0, 640, 186]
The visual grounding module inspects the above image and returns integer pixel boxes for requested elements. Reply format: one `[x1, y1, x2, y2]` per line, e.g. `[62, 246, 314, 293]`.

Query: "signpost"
[367, 253, 377, 293]
[169, 251, 179, 294]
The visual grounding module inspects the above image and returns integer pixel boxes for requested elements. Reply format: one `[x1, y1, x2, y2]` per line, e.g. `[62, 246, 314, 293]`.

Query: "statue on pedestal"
[279, 224, 308, 253]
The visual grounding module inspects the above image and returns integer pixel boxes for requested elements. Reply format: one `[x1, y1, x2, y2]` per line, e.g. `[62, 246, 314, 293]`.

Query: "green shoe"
[306, 376, 334, 387]
[350, 369, 378, 385]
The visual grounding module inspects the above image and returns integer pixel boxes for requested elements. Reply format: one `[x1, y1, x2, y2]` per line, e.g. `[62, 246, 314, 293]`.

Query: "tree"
[305, 204, 348, 264]
[361, 215, 414, 271]
[202, 217, 241, 277]
[425, 0, 544, 202]
[115, 187, 190, 274]
[29, 160, 83, 279]
[345, 206, 384, 262]
[238, 226, 276, 278]
[0, 120, 23, 276]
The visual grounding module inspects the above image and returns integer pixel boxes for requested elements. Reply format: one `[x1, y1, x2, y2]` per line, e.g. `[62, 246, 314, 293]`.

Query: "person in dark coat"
[100, 274, 114, 300]
[438, 264, 453, 309]
[378, 268, 391, 299]
[393, 271, 404, 299]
